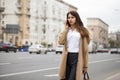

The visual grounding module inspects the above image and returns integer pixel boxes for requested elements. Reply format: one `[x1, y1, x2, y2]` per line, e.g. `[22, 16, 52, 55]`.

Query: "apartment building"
[87, 18, 109, 48]
[0, 0, 30, 46]
[0, 0, 76, 47]
[108, 31, 120, 47]
[30, 0, 77, 47]
[0, 0, 5, 42]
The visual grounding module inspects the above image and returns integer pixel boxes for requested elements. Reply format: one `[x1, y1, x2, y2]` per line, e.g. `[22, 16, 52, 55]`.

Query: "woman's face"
[67, 13, 76, 26]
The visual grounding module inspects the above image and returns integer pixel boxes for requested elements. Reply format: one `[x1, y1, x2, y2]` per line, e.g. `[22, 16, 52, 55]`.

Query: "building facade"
[0, 0, 5, 42]
[0, 0, 30, 46]
[87, 18, 109, 48]
[30, 0, 77, 47]
[0, 0, 77, 47]
[108, 31, 120, 47]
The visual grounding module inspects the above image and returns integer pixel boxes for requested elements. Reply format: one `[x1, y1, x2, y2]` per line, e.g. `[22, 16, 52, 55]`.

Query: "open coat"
[58, 29, 89, 80]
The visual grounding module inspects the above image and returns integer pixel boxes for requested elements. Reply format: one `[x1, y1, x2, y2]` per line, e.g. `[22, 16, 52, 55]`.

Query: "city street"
[0, 52, 120, 80]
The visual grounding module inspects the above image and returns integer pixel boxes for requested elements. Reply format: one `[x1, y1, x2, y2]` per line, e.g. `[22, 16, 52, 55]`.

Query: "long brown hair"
[66, 11, 90, 43]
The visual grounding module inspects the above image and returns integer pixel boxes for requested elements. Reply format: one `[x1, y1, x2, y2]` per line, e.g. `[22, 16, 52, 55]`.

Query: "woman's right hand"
[65, 25, 68, 30]
[65, 21, 69, 30]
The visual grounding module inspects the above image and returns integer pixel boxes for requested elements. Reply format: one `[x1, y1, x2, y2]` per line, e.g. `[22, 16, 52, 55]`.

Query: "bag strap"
[83, 72, 90, 80]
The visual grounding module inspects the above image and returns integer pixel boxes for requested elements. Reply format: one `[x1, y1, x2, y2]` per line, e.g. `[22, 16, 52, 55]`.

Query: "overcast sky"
[63, 0, 120, 33]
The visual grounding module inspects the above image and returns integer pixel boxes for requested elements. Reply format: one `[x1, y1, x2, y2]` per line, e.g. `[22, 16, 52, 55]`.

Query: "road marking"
[89, 58, 120, 64]
[45, 74, 58, 77]
[0, 67, 58, 78]
[0, 58, 120, 77]
[0, 63, 11, 65]
[104, 73, 120, 80]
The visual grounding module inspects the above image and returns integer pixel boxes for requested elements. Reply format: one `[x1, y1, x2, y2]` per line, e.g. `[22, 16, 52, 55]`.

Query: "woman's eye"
[68, 17, 74, 19]
[71, 17, 74, 18]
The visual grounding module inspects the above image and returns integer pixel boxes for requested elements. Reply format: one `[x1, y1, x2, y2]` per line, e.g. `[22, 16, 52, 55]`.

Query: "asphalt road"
[0, 51, 120, 80]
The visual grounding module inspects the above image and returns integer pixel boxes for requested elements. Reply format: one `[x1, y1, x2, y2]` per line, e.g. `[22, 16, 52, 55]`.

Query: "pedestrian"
[58, 10, 90, 80]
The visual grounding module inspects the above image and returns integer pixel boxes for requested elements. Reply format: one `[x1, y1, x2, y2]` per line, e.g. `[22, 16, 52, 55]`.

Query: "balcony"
[26, 12, 30, 17]
[0, 7, 5, 12]
[27, 4, 30, 10]
[15, 9, 22, 15]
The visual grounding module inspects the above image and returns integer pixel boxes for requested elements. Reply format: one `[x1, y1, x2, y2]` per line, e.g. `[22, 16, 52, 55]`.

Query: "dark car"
[0, 42, 17, 53]
[96, 48, 109, 53]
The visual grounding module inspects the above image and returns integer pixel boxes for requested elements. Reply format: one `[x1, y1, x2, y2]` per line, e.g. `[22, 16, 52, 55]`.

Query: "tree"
[109, 40, 115, 48]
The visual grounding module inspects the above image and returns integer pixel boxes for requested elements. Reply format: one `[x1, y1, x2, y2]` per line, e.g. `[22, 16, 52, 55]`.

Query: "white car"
[56, 45, 63, 54]
[28, 44, 47, 54]
[47, 47, 55, 52]
[110, 48, 119, 54]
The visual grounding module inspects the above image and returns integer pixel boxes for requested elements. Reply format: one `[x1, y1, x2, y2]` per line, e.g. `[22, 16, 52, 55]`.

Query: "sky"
[63, 0, 120, 33]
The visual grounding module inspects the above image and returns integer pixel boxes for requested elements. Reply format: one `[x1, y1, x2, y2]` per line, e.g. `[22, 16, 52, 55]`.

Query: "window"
[1, 0, 6, 7]
[52, 5, 55, 15]
[2, 21, 4, 25]
[42, 25, 46, 34]
[2, 14, 4, 19]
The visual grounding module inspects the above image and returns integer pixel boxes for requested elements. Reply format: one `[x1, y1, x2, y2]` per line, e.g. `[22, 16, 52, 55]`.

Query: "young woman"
[58, 11, 90, 80]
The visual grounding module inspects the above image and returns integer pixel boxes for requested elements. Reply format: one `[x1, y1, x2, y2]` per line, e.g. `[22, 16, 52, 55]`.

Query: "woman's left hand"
[83, 67, 88, 73]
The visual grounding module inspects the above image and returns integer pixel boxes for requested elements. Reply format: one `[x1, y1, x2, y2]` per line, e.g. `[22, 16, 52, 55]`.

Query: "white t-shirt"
[67, 28, 80, 53]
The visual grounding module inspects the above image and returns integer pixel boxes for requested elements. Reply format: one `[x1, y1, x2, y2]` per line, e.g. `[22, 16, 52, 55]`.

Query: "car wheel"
[56, 52, 58, 54]
[44, 51, 47, 54]
[29, 52, 32, 54]
[6, 49, 9, 53]
[14, 50, 17, 53]
[37, 51, 41, 54]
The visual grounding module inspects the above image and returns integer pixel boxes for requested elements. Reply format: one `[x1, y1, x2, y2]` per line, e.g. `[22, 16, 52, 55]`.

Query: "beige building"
[17, 0, 30, 45]
[87, 18, 109, 48]
[0, 0, 30, 46]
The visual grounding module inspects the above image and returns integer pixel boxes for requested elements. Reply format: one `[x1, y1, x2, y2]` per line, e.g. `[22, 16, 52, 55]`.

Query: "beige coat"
[58, 30, 89, 80]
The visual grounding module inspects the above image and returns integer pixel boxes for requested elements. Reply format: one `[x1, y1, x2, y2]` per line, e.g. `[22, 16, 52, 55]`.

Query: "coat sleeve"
[58, 30, 67, 45]
[82, 37, 89, 68]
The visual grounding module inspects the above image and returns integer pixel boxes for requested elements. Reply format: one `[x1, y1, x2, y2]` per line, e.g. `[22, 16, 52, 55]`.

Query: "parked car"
[28, 44, 47, 54]
[55, 45, 63, 54]
[110, 48, 119, 54]
[88, 41, 96, 53]
[96, 48, 109, 53]
[47, 47, 55, 52]
[0, 42, 17, 53]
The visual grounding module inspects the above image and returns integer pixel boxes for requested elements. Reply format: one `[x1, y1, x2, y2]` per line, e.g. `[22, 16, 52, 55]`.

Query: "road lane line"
[0, 63, 11, 65]
[0, 58, 120, 77]
[45, 74, 58, 77]
[0, 67, 58, 78]
[89, 58, 120, 64]
[104, 73, 120, 80]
